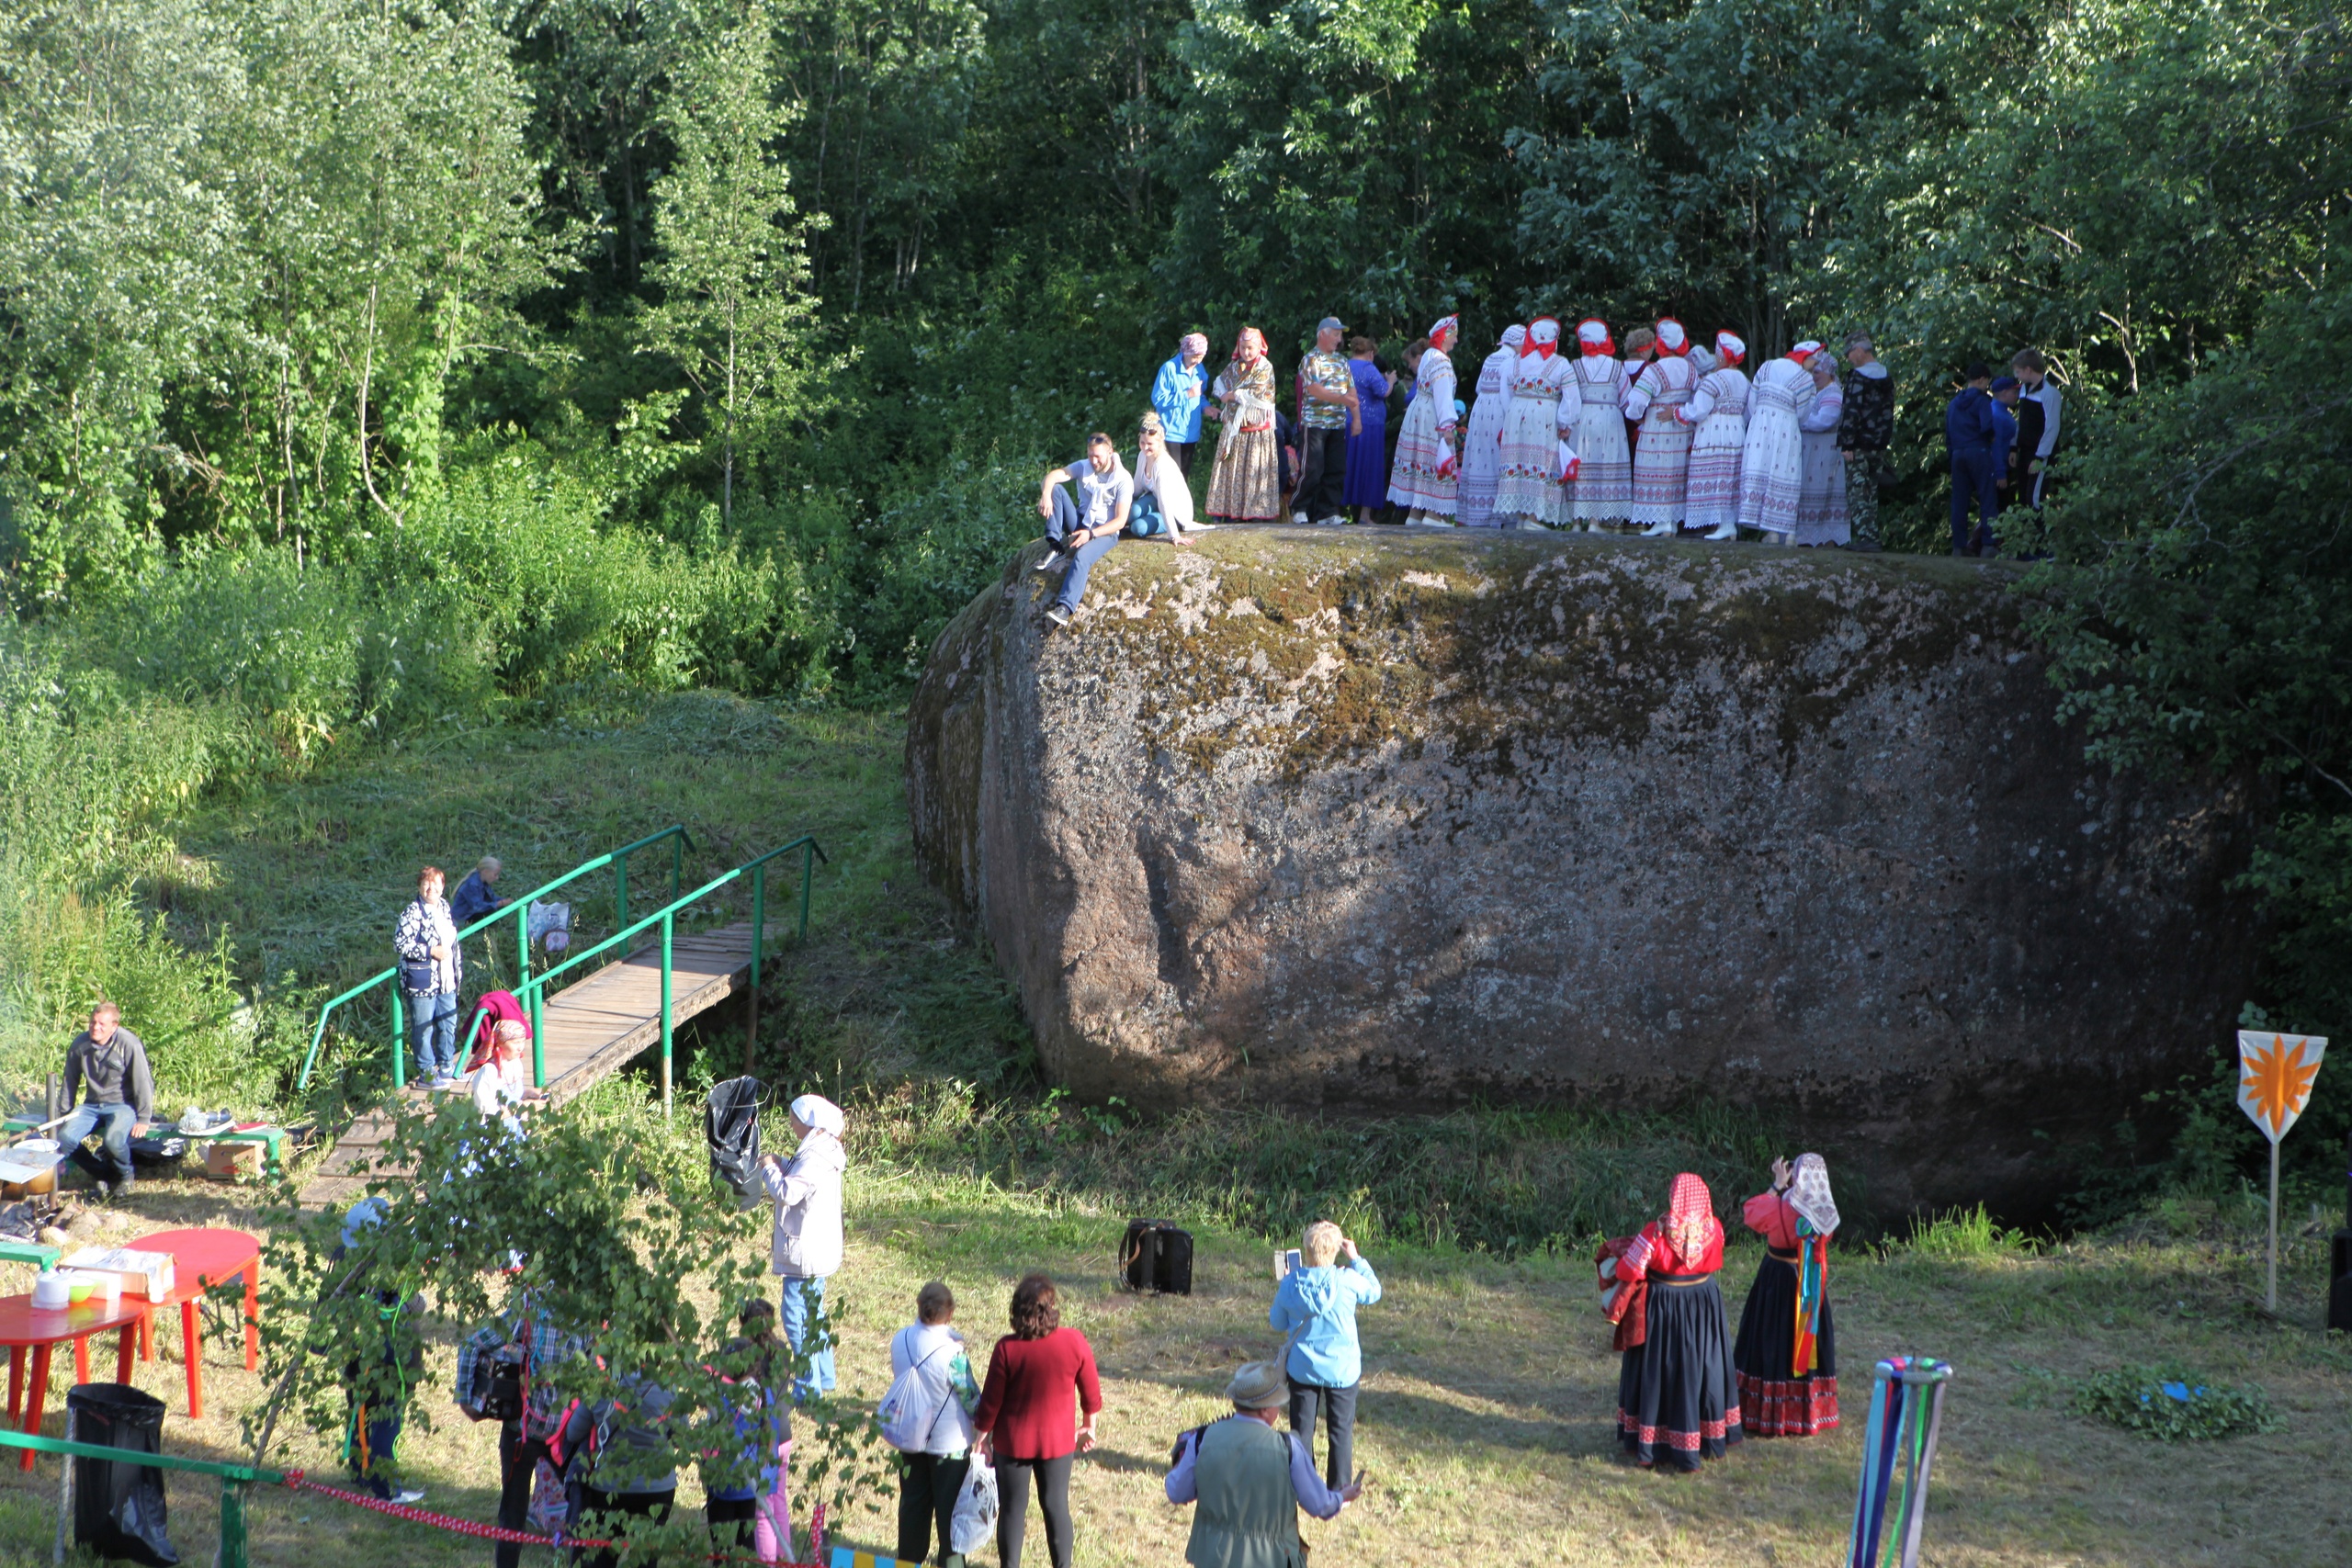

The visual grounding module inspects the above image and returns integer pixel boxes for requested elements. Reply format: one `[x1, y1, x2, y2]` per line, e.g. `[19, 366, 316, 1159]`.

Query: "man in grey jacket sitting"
[1165, 1360, 1364, 1568]
[60, 1002, 154, 1196]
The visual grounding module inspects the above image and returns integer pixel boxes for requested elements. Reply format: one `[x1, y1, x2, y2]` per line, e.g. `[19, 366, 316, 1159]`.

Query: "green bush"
[1904, 1203, 2041, 1261]
[2072, 1364, 2278, 1441]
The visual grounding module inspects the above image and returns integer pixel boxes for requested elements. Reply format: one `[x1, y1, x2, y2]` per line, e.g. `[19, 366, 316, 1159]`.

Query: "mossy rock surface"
[907, 526, 2257, 1213]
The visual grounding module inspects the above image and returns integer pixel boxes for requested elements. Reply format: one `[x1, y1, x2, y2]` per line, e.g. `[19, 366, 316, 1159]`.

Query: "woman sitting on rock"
[1611, 1172, 1743, 1472]
[1732, 1153, 1840, 1438]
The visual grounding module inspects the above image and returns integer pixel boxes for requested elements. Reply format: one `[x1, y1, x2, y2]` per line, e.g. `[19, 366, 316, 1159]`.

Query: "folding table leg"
[242, 1265, 260, 1371]
[73, 1333, 89, 1386]
[182, 1299, 204, 1419]
[139, 1308, 153, 1361]
[115, 1325, 136, 1382]
[17, 1346, 50, 1472]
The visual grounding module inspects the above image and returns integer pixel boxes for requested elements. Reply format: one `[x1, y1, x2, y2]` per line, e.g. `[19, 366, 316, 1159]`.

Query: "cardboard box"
[62, 1247, 175, 1302]
[204, 1142, 264, 1180]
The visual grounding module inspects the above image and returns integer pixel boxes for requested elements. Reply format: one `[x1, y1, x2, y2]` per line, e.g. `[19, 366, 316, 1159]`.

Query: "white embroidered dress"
[1456, 345, 1518, 527]
[1679, 367, 1750, 534]
[1623, 354, 1699, 529]
[1493, 351, 1575, 525]
[1736, 358, 1813, 535]
[1793, 379, 1849, 545]
[1387, 349, 1460, 514]
[1566, 356, 1633, 524]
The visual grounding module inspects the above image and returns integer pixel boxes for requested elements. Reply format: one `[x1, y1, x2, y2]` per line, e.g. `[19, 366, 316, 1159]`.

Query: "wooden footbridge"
[297, 828, 824, 1207]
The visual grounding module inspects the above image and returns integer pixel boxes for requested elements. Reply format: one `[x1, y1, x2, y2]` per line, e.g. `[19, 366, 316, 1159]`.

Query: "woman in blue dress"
[1340, 336, 1396, 524]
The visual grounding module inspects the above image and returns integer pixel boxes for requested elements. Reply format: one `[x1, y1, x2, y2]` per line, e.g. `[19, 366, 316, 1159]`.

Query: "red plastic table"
[130, 1227, 261, 1420]
[0, 1293, 142, 1472]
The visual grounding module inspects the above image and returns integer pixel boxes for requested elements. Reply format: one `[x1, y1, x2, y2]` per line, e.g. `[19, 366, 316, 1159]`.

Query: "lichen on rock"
[907, 527, 2258, 1214]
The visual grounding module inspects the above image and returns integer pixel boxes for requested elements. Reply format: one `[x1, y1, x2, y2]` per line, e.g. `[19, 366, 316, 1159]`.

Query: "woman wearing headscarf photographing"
[1204, 328, 1281, 523]
[760, 1092, 847, 1399]
[1732, 1153, 1841, 1438]
[1610, 1172, 1743, 1472]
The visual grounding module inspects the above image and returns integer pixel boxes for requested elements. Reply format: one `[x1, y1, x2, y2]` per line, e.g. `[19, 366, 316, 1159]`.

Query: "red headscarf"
[1713, 331, 1747, 366]
[1234, 327, 1267, 365]
[1577, 318, 1613, 356]
[1665, 1172, 1714, 1262]
[1787, 339, 1823, 366]
[1654, 318, 1690, 355]
[1524, 316, 1561, 359]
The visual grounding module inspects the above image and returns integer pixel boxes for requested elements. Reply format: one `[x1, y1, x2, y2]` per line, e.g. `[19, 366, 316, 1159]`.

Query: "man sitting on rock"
[1035, 434, 1134, 629]
[60, 1001, 153, 1198]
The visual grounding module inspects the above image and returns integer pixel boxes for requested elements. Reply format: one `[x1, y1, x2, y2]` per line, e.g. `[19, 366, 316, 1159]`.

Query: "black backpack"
[1120, 1219, 1193, 1295]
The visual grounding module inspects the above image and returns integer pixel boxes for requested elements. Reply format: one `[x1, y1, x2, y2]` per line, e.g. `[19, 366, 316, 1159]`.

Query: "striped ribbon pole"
[1846, 1356, 1953, 1568]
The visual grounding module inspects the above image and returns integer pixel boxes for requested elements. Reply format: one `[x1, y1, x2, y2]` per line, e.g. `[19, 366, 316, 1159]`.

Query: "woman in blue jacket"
[1269, 1221, 1382, 1490]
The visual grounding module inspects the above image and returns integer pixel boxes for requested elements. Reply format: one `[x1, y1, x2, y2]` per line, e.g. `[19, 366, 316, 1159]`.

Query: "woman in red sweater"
[973, 1274, 1101, 1568]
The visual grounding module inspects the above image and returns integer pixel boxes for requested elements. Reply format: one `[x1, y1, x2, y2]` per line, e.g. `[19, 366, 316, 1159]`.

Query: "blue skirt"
[1342, 413, 1389, 507]
[1617, 1271, 1743, 1471]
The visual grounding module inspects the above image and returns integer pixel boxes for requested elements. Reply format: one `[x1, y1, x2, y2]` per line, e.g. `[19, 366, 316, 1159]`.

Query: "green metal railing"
[298, 824, 695, 1093]
[297, 828, 828, 1110]
[0, 1427, 278, 1567]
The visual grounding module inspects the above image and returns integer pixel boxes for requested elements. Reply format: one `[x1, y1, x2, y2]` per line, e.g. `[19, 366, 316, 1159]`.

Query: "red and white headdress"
[1576, 318, 1613, 356]
[1665, 1171, 1714, 1262]
[1524, 317, 1561, 359]
[1713, 331, 1747, 366]
[1654, 318, 1690, 355]
[1427, 313, 1460, 346]
[1234, 327, 1267, 364]
[1788, 339, 1824, 366]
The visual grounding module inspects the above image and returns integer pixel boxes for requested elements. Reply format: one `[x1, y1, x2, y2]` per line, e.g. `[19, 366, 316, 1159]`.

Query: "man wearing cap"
[1166, 1360, 1363, 1567]
[1837, 333, 1894, 553]
[1292, 318, 1359, 526]
[1153, 333, 1213, 480]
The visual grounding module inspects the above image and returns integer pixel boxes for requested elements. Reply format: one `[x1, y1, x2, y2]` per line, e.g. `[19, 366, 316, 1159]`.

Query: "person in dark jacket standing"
[59, 1002, 153, 1194]
[1837, 333, 1894, 553]
[2010, 349, 2060, 510]
[1944, 363, 2001, 557]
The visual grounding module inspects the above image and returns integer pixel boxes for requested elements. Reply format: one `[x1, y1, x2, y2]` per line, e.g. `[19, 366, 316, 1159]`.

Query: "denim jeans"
[1287, 1375, 1359, 1490]
[1950, 452, 1998, 554]
[1045, 486, 1121, 615]
[58, 1101, 138, 1188]
[408, 987, 458, 1080]
[779, 1275, 834, 1396]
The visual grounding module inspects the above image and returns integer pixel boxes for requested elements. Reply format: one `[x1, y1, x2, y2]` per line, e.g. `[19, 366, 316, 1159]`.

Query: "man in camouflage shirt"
[1838, 333, 1895, 552]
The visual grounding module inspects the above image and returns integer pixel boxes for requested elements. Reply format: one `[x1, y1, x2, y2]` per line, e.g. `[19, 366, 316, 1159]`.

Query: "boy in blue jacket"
[1270, 1221, 1382, 1490]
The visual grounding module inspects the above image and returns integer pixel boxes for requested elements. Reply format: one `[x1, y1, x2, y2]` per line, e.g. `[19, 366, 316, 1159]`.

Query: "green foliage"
[1903, 1203, 2041, 1262]
[254, 1090, 892, 1529]
[2071, 1363, 2278, 1442]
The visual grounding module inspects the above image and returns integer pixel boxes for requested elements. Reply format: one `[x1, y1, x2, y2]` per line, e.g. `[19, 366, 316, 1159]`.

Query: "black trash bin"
[68, 1382, 180, 1566]
[706, 1076, 765, 1211]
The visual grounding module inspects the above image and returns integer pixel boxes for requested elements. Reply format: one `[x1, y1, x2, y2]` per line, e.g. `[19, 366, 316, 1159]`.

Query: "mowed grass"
[2, 696, 2346, 1565]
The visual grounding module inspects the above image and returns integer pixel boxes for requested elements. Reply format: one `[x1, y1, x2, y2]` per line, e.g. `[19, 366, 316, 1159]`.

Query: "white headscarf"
[1714, 331, 1747, 365]
[1788, 1152, 1839, 1235]
[1576, 318, 1612, 354]
[790, 1092, 845, 1139]
[1499, 324, 1526, 351]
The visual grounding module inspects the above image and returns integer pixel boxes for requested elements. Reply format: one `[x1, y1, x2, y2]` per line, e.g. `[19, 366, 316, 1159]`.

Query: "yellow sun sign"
[2235, 1031, 2327, 1143]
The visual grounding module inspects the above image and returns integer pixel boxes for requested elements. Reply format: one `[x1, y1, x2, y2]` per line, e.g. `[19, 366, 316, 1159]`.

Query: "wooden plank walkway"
[301, 921, 757, 1207]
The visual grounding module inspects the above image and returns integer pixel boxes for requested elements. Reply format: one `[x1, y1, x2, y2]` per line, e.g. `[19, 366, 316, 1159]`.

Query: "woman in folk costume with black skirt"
[1733, 1153, 1841, 1438]
[1613, 1173, 1743, 1472]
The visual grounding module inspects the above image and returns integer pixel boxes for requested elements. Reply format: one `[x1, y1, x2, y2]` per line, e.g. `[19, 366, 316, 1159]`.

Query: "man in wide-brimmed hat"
[1164, 1360, 1365, 1568]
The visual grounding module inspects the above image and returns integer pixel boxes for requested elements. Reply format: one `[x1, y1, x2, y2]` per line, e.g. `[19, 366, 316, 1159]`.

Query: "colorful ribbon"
[1846, 1357, 1951, 1568]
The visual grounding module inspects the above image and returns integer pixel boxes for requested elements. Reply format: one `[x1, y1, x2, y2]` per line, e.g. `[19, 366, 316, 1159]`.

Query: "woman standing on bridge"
[761, 1092, 847, 1399]
[1732, 1153, 1840, 1438]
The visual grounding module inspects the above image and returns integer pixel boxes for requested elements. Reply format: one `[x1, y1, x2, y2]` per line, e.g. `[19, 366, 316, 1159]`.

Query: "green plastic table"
[0, 1242, 61, 1269]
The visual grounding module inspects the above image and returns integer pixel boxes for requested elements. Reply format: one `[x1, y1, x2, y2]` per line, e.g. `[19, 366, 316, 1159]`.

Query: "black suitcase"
[1120, 1219, 1193, 1295]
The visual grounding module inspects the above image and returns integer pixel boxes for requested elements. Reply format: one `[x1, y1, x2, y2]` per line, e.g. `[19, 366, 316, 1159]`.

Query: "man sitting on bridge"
[59, 1001, 153, 1197]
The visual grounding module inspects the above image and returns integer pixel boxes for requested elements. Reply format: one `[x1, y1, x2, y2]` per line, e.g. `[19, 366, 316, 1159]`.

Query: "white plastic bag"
[948, 1458, 999, 1557]
[527, 899, 572, 953]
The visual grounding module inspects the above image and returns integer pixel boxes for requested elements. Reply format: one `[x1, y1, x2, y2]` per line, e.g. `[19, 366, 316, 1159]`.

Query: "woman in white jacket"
[760, 1092, 846, 1397]
[889, 1281, 983, 1568]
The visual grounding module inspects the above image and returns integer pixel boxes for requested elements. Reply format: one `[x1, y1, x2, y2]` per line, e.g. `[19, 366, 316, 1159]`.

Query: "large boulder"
[907, 529, 2258, 1214]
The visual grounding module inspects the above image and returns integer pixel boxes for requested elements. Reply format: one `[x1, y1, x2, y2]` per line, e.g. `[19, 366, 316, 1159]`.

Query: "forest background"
[2, 0, 2350, 1215]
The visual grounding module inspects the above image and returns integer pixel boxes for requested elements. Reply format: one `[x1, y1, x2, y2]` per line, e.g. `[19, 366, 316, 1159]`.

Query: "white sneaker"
[1314, 514, 1343, 527]
[1291, 511, 1309, 525]
[391, 1487, 425, 1505]
[1704, 524, 1737, 541]
[1045, 607, 1071, 627]
[1035, 553, 1061, 574]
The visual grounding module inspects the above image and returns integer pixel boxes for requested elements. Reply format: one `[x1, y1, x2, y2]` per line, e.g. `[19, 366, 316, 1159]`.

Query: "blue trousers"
[408, 987, 458, 1080]
[780, 1275, 834, 1397]
[58, 1102, 137, 1188]
[1950, 452, 1999, 553]
[1045, 486, 1121, 615]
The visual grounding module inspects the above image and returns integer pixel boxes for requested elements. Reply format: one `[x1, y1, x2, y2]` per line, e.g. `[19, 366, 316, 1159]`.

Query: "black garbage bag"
[706, 1076, 765, 1211]
[69, 1383, 179, 1567]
